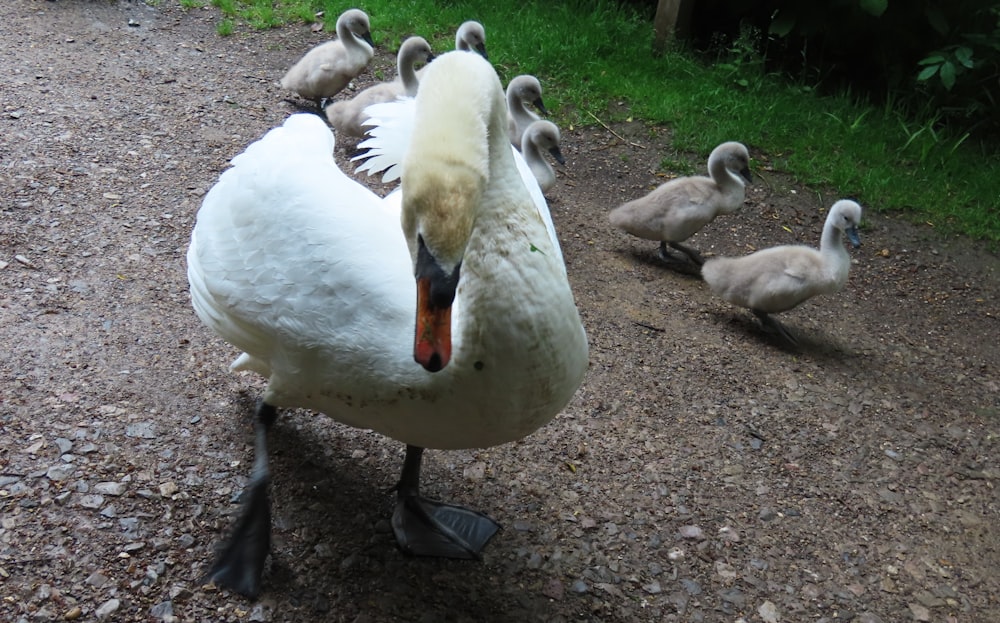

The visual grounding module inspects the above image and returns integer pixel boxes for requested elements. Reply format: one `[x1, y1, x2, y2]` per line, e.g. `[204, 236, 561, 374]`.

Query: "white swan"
[520, 120, 565, 193]
[325, 36, 434, 138]
[187, 51, 588, 597]
[506, 75, 548, 150]
[701, 199, 863, 344]
[279, 8, 375, 110]
[609, 141, 752, 266]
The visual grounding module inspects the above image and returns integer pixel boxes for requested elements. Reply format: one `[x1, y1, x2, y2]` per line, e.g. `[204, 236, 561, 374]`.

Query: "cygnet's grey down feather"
[701, 199, 863, 344]
[609, 141, 752, 267]
[506, 75, 548, 151]
[280, 9, 375, 110]
[520, 120, 565, 193]
[326, 36, 434, 139]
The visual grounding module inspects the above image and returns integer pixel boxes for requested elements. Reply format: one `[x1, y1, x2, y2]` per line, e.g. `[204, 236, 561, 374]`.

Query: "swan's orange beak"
[414, 277, 452, 372]
[413, 235, 461, 373]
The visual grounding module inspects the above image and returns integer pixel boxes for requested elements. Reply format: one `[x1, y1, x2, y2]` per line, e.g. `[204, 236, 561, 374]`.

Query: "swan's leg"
[753, 310, 799, 346]
[392, 445, 500, 559]
[667, 241, 705, 267]
[206, 401, 278, 598]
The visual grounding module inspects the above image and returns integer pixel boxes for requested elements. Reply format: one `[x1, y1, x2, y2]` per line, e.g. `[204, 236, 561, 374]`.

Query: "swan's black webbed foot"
[205, 402, 278, 598]
[391, 445, 500, 559]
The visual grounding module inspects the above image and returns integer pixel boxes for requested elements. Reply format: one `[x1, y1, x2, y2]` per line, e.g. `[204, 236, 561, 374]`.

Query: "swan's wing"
[353, 96, 416, 182]
[188, 114, 412, 365]
[512, 146, 565, 267]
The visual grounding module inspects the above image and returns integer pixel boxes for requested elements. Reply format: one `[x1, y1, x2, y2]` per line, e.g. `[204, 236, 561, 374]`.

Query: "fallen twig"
[585, 110, 646, 149]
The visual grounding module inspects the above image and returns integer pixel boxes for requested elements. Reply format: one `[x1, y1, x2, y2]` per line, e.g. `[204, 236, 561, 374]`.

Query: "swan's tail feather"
[352, 97, 416, 183]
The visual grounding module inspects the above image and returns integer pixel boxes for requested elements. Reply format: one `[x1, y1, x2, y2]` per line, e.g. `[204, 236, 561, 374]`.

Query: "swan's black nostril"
[423, 353, 443, 373]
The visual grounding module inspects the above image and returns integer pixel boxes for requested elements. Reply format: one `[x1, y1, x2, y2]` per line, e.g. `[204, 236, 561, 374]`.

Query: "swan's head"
[456, 21, 488, 59]
[711, 141, 752, 185]
[829, 199, 863, 248]
[524, 120, 565, 165]
[401, 51, 498, 372]
[508, 75, 548, 116]
[338, 9, 375, 49]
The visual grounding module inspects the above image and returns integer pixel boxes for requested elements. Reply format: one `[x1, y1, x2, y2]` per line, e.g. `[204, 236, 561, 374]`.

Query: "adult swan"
[186, 51, 589, 597]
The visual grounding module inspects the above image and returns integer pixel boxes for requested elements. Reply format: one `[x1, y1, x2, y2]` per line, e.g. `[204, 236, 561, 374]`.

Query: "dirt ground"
[2, 1, 999, 622]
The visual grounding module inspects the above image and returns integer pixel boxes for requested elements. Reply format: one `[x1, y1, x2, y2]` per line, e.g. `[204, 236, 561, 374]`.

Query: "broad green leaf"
[940, 61, 956, 90]
[918, 55, 946, 65]
[955, 46, 974, 69]
[917, 65, 939, 81]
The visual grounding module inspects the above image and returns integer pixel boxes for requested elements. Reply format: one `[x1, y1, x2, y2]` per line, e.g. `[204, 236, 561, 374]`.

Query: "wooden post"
[653, 0, 690, 53]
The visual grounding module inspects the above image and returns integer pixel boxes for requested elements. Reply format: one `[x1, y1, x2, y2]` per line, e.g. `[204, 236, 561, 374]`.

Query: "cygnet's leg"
[205, 401, 278, 598]
[392, 445, 500, 559]
[753, 310, 799, 346]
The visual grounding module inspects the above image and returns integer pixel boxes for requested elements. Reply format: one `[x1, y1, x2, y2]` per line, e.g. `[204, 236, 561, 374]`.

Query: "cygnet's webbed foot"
[753, 310, 800, 347]
[204, 402, 278, 599]
[668, 241, 705, 267]
[391, 445, 500, 559]
[657, 242, 703, 276]
[393, 494, 500, 559]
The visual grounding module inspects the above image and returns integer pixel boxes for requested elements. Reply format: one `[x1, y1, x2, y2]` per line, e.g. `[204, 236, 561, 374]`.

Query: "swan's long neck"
[337, 21, 369, 54]
[398, 46, 419, 96]
[708, 154, 746, 192]
[818, 214, 851, 286]
[522, 135, 552, 180]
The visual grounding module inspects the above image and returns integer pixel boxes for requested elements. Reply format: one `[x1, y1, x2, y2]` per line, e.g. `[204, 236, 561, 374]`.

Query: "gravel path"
[2, 2, 998, 622]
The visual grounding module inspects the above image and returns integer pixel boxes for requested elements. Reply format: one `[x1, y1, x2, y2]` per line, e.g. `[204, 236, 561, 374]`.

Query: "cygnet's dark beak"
[740, 166, 753, 185]
[847, 226, 862, 248]
[533, 97, 549, 116]
[549, 146, 566, 166]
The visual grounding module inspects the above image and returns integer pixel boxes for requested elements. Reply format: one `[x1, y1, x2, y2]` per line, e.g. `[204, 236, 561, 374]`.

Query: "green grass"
[196, 0, 1000, 245]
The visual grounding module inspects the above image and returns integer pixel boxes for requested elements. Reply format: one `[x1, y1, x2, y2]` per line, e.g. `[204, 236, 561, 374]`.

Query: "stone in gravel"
[46, 464, 75, 481]
[150, 601, 173, 620]
[680, 579, 702, 595]
[714, 561, 738, 580]
[54, 438, 73, 454]
[63, 606, 83, 620]
[908, 602, 931, 621]
[570, 579, 588, 594]
[642, 580, 662, 594]
[758, 507, 777, 521]
[95, 598, 120, 619]
[158, 481, 178, 497]
[678, 525, 703, 539]
[79, 494, 105, 509]
[543, 579, 564, 600]
[758, 600, 779, 623]
[719, 587, 745, 605]
[125, 422, 157, 439]
[94, 482, 126, 496]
